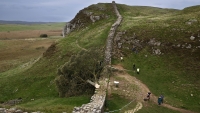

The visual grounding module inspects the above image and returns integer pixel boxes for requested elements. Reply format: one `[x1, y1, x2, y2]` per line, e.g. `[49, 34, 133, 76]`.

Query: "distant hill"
[0, 20, 57, 25]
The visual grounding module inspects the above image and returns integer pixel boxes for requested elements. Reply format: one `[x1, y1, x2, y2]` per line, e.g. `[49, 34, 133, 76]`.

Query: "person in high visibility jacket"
[120, 57, 124, 62]
[137, 68, 140, 74]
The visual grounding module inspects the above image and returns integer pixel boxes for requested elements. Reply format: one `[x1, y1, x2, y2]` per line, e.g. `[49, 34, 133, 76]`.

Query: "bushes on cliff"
[55, 48, 104, 97]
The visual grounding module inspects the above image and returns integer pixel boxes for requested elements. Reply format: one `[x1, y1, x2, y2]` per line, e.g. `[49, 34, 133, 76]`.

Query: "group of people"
[144, 92, 164, 105]
[120, 57, 165, 106]
[119, 56, 139, 74]
[143, 92, 151, 101]
[146, 92, 151, 100]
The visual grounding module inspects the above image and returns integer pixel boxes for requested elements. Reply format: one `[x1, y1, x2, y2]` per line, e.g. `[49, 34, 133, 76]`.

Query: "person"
[133, 63, 135, 70]
[99, 60, 103, 66]
[147, 92, 151, 100]
[132, 46, 136, 52]
[158, 97, 162, 105]
[160, 95, 164, 103]
[120, 57, 124, 62]
[137, 68, 140, 74]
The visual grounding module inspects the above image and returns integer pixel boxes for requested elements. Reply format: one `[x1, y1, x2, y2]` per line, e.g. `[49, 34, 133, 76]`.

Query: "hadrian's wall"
[104, 1, 122, 65]
[72, 1, 122, 113]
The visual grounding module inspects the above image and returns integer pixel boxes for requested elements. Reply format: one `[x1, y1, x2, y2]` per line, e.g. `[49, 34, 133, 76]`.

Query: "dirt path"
[76, 39, 87, 51]
[109, 64, 197, 113]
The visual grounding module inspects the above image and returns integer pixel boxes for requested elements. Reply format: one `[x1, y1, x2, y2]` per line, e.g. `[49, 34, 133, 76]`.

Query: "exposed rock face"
[153, 48, 162, 55]
[186, 44, 192, 49]
[186, 19, 198, 25]
[90, 15, 100, 22]
[113, 31, 146, 57]
[190, 36, 195, 40]
[62, 23, 73, 37]
[148, 38, 161, 46]
[62, 3, 111, 37]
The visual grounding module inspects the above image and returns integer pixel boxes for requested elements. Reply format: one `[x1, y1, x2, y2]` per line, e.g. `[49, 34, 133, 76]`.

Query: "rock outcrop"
[62, 3, 111, 37]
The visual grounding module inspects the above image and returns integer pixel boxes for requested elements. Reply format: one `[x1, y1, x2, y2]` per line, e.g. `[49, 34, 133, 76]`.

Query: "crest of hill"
[182, 5, 200, 13]
[63, 3, 115, 34]
[116, 4, 179, 16]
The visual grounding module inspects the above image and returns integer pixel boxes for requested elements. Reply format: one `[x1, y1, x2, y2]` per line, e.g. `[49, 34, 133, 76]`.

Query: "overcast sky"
[0, 0, 199, 22]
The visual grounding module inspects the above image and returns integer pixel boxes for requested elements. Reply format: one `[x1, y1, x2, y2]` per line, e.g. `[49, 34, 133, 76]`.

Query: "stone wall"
[104, 1, 122, 65]
[72, 1, 122, 113]
[73, 77, 108, 113]
[0, 107, 42, 113]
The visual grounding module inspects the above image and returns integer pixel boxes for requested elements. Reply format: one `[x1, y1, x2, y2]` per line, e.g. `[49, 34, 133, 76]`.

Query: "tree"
[55, 48, 104, 97]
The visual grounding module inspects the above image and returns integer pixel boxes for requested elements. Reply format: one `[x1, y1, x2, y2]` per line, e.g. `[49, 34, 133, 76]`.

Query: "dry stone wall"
[72, 1, 122, 113]
[73, 77, 108, 113]
[104, 1, 122, 65]
[0, 107, 41, 113]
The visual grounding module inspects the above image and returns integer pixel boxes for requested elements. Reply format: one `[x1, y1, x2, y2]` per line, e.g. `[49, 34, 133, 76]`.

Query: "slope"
[110, 4, 200, 112]
[0, 3, 116, 113]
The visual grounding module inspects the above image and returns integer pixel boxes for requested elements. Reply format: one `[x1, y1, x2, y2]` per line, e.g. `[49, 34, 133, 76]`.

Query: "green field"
[0, 22, 65, 32]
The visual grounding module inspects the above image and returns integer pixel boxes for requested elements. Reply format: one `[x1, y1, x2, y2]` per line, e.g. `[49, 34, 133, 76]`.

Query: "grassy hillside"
[113, 4, 200, 112]
[0, 3, 200, 113]
[0, 3, 116, 113]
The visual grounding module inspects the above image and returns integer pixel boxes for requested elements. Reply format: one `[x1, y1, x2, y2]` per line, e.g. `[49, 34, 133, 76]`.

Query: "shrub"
[40, 34, 48, 37]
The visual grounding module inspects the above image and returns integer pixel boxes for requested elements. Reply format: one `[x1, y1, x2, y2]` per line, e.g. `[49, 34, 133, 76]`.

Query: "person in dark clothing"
[158, 97, 162, 105]
[99, 60, 103, 66]
[132, 47, 136, 52]
[133, 63, 135, 70]
[146, 92, 151, 100]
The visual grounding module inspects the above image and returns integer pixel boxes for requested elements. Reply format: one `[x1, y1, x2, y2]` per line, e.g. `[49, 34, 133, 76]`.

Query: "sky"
[0, 0, 200, 22]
